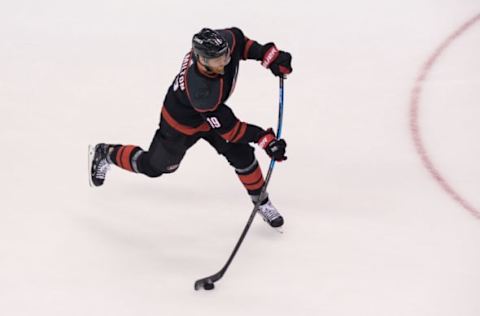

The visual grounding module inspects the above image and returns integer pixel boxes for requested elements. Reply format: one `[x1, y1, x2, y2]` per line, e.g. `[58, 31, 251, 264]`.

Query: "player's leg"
[202, 132, 284, 227]
[89, 122, 199, 186]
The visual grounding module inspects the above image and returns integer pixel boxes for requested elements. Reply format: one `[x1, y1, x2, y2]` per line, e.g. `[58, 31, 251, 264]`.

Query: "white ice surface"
[1, 1, 480, 315]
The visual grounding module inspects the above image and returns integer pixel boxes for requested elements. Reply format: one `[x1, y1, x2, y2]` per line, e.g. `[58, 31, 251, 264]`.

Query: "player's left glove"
[257, 128, 287, 161]
[261, 43, 292, 77]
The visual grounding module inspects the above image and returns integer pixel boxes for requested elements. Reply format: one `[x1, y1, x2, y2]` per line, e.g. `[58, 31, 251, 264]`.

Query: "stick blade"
[194, 272, 223, 291]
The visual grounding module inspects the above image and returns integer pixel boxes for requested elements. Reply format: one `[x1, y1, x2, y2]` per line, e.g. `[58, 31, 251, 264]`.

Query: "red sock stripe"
[120, 145, 136, 172]
[238, 165, 264, 191]
[244, 177, 265, 191]
[116, 146, 126, 169]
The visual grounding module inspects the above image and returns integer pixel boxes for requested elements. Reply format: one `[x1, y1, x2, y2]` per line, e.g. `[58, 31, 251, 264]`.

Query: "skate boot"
[257, 200, 284, 228]
[88, 143, 111, 187]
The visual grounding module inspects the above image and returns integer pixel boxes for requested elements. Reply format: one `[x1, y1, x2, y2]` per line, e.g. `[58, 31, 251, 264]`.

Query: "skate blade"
[87, 144, 95, 188]
[272, 226, 284, 234]
[258, 214, 285, 234]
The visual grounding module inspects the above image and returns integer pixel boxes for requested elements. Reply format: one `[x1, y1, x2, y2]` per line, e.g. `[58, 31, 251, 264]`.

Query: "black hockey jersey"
[161, 27, 269, 144]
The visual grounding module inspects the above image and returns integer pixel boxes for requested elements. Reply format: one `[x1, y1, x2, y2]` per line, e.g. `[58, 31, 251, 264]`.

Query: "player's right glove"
[257, 128, 287, 161]
[261, 43, 293, 77]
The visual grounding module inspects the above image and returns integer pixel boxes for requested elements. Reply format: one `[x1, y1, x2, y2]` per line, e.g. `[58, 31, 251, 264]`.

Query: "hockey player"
[89, 27, 292, 228]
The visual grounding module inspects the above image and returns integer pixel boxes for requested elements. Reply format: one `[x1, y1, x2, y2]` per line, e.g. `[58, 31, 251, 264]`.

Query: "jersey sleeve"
[199, 103, 265, 144]
[229, 27, 267, 61]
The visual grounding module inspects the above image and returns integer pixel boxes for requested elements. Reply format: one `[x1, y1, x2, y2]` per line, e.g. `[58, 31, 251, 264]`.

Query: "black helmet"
[192, 28, 229, 59]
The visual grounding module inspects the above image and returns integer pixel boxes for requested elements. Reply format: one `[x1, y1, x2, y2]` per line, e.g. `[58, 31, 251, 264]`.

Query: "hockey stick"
[194, 77, 285, 291]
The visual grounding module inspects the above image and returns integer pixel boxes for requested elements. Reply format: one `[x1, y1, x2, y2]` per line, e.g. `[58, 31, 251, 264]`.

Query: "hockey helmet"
[192, 28, 229, 59]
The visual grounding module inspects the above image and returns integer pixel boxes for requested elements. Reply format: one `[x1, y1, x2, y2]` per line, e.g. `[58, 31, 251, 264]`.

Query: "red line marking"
[409, 13, 480, 220]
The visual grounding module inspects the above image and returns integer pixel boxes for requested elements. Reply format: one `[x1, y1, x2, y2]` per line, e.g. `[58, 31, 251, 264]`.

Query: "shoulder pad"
[185, 67, 223, 112]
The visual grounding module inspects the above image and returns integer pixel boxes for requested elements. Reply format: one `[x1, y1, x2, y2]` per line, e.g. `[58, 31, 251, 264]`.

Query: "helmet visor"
[199, 48, 231, 74]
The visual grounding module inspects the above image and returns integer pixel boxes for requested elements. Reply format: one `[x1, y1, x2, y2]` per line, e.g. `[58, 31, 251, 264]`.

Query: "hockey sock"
[108, 145, 144, 173]
[235, 160, 265, 196]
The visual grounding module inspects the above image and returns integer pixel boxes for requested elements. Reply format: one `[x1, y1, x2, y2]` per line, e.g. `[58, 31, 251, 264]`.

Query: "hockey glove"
[261, 43, 292, 77]
[257, 128, 287, 161]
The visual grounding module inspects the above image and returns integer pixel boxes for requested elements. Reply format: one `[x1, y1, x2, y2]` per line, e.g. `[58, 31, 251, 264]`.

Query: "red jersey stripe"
[231, 122, 247, 143]
[243, 38, 254, 60]
[161, 107, 210, 135]
[221, 120, 241, 141]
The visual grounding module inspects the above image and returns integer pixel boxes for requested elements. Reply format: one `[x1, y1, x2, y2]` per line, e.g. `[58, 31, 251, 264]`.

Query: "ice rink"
[1, 0, 480, 315]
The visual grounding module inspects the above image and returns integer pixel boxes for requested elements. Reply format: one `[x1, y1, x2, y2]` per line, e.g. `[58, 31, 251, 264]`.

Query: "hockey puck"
[203, 281, 215, 290]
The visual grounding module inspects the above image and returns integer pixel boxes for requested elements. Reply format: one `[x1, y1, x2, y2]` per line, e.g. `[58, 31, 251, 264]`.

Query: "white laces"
[96, 159, 110, 179]
[257, 201, 281, 221]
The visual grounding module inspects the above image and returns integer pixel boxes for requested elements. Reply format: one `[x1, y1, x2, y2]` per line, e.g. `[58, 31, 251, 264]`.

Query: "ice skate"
[257, 200, 284, 228]
[88, 143, 111, 187]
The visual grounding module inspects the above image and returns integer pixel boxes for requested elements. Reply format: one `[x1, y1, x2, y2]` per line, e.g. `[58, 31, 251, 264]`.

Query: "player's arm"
[185, 74, 264, 144]
[199, 102, 263, 144]
[229, 27, 293, 77]
[198, 103, 287, 161]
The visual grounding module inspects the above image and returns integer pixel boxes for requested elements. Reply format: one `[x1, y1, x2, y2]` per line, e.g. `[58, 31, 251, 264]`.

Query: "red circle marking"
[410, 13, 480, 219]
